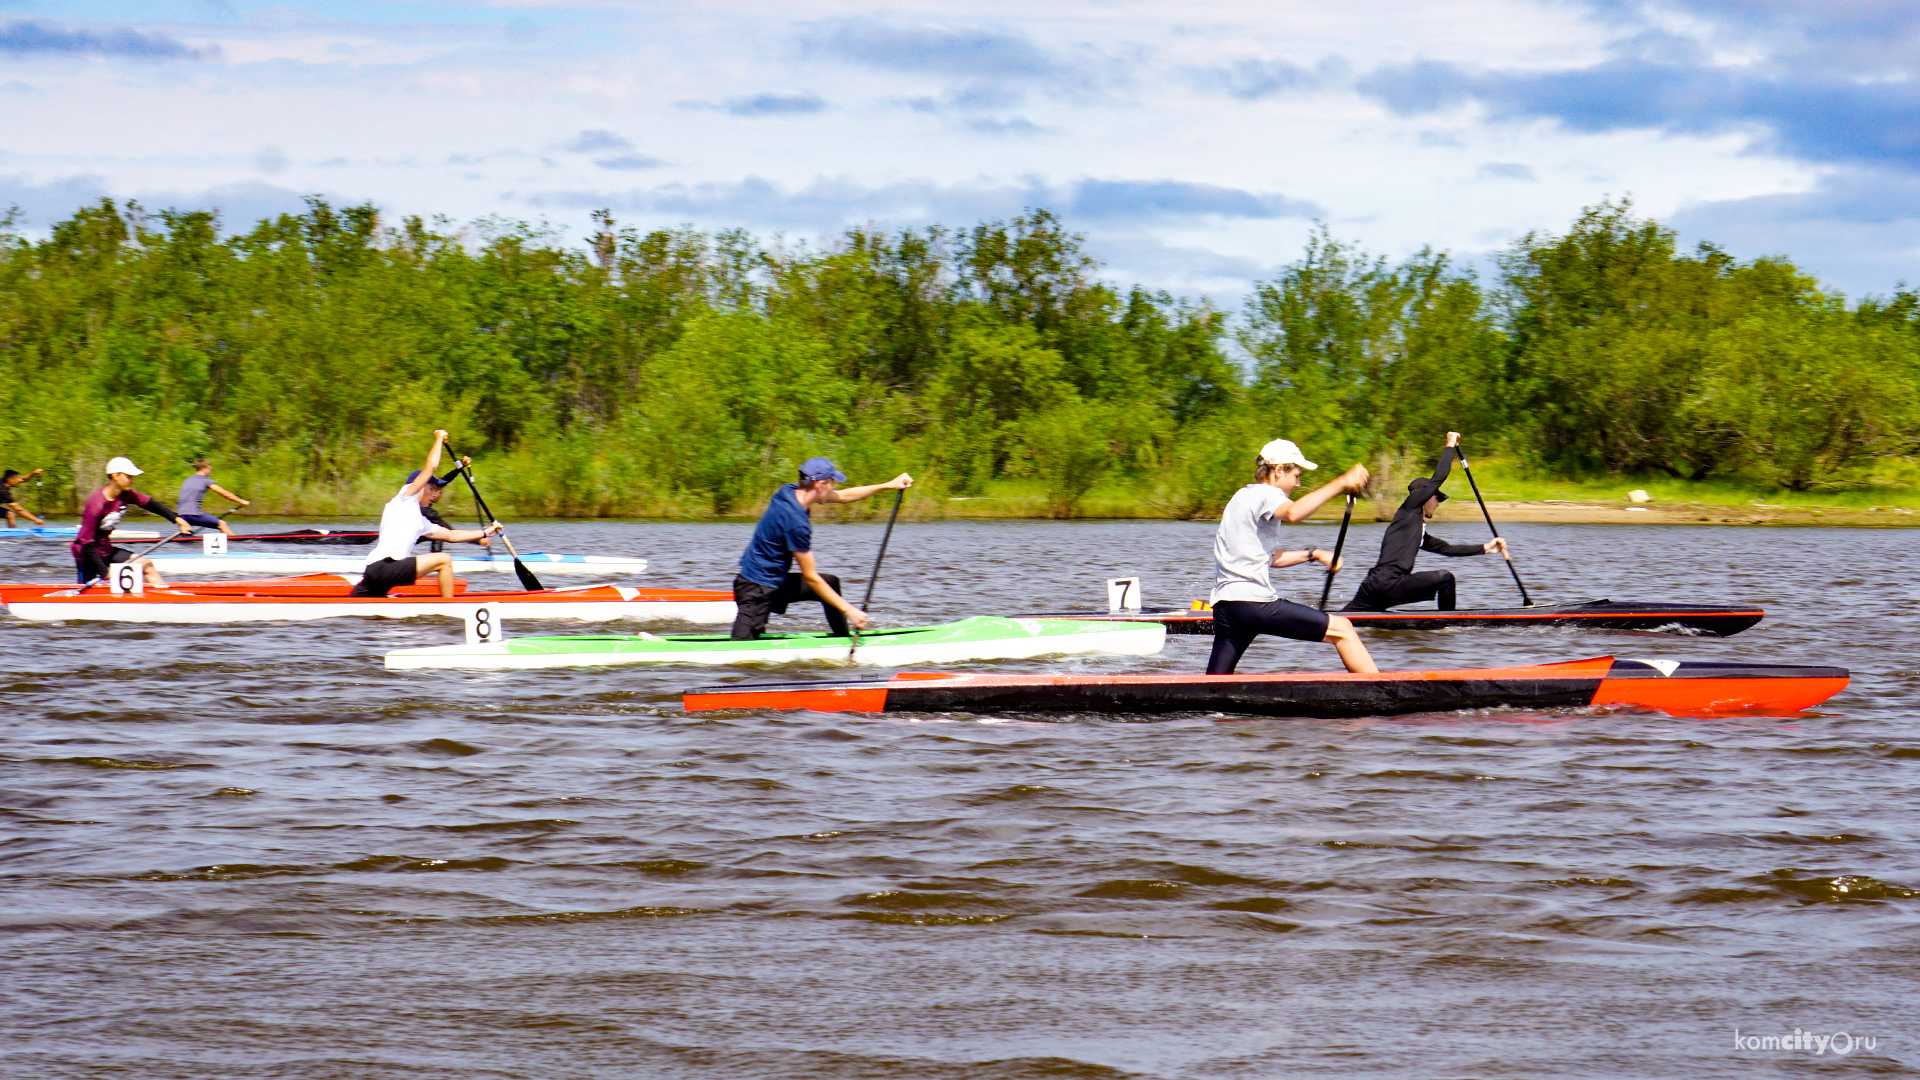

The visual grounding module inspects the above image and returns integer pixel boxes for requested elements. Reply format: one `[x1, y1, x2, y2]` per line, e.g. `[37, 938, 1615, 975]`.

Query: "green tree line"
[1, 197, 1915, 519]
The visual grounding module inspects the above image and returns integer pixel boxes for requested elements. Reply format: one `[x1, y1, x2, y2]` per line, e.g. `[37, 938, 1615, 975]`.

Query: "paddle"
[1318, 492, 1357, 611]
[848, 487, 906, 661]
[442, 440, 544, 593]
[1455, 440, 1532, 607]
[77, 530, 186, 592]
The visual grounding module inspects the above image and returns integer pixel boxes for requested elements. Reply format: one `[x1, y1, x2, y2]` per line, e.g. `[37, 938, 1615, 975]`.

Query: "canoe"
[684, 657, 1849, 720]
[146, 550, 648, 576]
[151, 528, 379, 546]
[383, 616, 1167, 670]
[1021, 599, 1764, 637]
[3, 580, 733, 624]
[0, 574, 492, 604]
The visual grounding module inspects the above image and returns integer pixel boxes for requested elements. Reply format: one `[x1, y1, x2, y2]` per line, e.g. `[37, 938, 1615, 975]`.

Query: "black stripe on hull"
[879, 676, 1605, 720]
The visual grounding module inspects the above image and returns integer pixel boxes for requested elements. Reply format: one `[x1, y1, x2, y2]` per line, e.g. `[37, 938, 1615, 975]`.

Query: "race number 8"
[465, 604, 502, 645]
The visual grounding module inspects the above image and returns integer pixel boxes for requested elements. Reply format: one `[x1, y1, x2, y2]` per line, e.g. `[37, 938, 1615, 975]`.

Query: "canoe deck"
[3, 581, 735, 624]
[146, 550, 648, 575]
[685, 657, 1848, 720]
[385, 616, 1167, 670]
[1020, 599, 1764, 637]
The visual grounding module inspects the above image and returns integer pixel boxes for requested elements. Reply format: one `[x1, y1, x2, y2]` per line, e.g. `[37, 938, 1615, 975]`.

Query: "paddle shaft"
[78, 530, 185, 591]
[1455, 445, 1531, 607]
[443, 441, 543, 592]
[1318, 493, 1356, 611]
[849, 487, 906, 660]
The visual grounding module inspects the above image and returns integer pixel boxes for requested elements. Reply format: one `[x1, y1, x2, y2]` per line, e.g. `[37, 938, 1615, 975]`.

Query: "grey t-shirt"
[1210, 484, 1293, 604]
[178, 474, 214, 516]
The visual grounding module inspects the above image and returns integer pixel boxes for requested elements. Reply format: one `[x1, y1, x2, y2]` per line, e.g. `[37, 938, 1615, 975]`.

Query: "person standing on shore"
[176, 459, 251, 537]
[350, 431, 501, 598]
[1342, 431, 1507, 613]
[3, 468, 44, 526]
[71, 457, 194, 586]
[731, 457, 913, 640]
[1206, 439, 1377, 675]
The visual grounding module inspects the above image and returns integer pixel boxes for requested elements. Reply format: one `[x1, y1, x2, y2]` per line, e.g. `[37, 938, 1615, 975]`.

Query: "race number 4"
[465, 604, 505, 645]
[202, 532, 227, 555]
[1107, 576, 1141, 612]
[111, 562, 144, 596]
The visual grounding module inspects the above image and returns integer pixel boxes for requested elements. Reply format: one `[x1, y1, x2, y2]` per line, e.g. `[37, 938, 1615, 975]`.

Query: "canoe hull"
[385, 618, 1167, 669]
[685, 658, 1848, 720]
[5, 584, 733, 624]
[146, 551, 648, 575]
[1022, 600, 1764, 637]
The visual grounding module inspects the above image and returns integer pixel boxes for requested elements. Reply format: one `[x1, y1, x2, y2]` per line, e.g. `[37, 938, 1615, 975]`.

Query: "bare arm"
[423, 522, 501, 545]
[794, 551, 868, 630]
[818, 473, 913, 504]
[402, 430, 450, 499]
[1279, 464, 1370, 523]
[210, 483, 248, 506]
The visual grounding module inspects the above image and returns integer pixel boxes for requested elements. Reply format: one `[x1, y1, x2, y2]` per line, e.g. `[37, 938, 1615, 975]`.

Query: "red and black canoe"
[684, 657, 1847, 720]
[148, 528, 380, 546]
[1020, 599, 1764, 637]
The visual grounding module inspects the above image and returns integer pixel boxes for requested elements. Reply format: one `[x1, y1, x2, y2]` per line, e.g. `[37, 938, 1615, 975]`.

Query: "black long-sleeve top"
[1369, 447, 1485, 574]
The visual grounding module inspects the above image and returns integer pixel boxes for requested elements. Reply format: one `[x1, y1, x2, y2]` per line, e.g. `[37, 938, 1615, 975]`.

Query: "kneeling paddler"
[1343, 431, 1507, 612]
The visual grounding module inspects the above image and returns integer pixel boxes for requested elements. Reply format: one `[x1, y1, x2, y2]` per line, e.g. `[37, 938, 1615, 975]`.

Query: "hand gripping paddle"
[1455, 440, 1531, 607]
[849, 487, 905, 662]
[1318, 492, 1356, 611]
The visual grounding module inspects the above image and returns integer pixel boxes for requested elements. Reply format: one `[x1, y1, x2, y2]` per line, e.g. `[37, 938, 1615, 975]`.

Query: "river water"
[2, 519, 1915, 1078]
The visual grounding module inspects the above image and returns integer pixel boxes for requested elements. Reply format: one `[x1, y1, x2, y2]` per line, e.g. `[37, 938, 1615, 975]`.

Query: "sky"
[1, 0, 1916, 302]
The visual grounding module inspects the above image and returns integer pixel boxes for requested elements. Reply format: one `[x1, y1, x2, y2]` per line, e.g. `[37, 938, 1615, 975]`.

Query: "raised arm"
[402, 430, 449, 498]
[1280, 464, 1369, 523]
[820, 473, 913, 504]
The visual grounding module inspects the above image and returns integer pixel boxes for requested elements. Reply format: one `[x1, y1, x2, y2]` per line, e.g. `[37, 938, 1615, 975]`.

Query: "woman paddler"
[1206, 439, 1377, 675]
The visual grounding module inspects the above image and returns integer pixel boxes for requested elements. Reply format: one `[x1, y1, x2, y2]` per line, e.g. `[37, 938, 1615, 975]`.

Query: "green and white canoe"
[382, 616, 1166, 670]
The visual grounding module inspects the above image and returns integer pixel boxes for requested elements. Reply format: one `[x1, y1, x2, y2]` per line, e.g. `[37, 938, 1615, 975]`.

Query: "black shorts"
[351, 557, 420, 597]
[178, 512, 224, 529]
[730, 572, 847, 640]
[76, 546, 135, 583]
[1206, 597, 1332, 675]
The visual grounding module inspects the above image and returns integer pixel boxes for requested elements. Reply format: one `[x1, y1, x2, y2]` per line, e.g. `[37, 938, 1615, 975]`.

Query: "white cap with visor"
[1256, 439, 1316, 471]
[105, 456, 143, 476]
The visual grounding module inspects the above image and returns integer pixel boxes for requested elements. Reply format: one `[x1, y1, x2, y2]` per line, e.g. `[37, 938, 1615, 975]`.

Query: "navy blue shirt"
[738, 484, 812, 587]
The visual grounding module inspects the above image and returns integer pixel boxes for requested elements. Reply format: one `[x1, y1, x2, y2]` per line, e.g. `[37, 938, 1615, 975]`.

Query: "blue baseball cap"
[798, 457, 847, 484]
[406, 468, 453, 488]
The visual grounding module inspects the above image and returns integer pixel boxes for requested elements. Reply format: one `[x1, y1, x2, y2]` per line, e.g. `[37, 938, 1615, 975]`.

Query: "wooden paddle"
[442, 440, 544, 593]
[1318, 492, 1356, 611]
[848, 487, 906, 661]
[1455, 440, 1532, 607]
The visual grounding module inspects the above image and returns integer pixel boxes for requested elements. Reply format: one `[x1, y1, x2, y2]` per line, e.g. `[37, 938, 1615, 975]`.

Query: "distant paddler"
[72, 457, 194, 586]
[350, 430, 501, 598]
[1342, 431, 1508, 613]
[3, 468, 44, 526]
[1206, 439, 1376, 675]
[176, 458, 251, 537]
[732, 457, 913, 640]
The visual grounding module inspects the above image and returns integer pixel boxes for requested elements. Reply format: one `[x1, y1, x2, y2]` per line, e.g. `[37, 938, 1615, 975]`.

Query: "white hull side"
[8, 599, 735, 624]
[383, 625, 1166, 670]
[146, 554, 650, 575]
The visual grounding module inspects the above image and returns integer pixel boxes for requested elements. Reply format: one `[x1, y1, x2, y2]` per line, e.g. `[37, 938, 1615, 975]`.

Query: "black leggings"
[1344, 568, 1456, 612]
[731, 572, 848, 640]
[1205, 598, 1332, 675]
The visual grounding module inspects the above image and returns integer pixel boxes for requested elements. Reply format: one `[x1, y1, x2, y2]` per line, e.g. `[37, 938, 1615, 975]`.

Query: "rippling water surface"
[3, 519, 1917, 1078]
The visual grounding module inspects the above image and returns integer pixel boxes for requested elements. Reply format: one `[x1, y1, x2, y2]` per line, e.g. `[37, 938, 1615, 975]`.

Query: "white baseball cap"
[105, 456, 143, 476]
[1257, 439, 1317, 470]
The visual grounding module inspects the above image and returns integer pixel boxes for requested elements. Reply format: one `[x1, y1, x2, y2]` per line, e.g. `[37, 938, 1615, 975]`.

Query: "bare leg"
[219, 519, 236, 536]
[1323, 615, 1377, 673]
[135, 557, 166, 589]
[415, 551, 457, 598]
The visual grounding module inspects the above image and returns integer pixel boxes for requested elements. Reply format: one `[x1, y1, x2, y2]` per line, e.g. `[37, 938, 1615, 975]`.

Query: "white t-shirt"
[1210, 484, 1293, 604]
[364, 489, 436, 565]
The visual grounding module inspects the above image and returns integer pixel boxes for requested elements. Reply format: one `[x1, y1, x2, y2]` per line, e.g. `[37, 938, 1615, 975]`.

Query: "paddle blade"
[513, 558, 544, 593]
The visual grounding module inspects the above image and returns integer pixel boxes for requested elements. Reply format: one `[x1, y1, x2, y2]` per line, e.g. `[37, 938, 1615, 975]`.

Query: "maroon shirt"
[70, 487, 174, 561]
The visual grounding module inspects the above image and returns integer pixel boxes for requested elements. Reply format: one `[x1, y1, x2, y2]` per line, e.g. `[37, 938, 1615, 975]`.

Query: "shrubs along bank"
[0, 198, 1914, 521]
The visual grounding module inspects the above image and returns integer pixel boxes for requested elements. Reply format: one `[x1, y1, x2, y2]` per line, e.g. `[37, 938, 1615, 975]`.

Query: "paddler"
[1342, 431, 1507, 612]
[72, 457, 195, 586]
[351, 431, 502, 598]
[732, 457, 913, 640]
[175, 459, 251, 537]
[419, 457, 494, 553]
[3, 468, 44, 526]
[1207, 439, 1377, 675]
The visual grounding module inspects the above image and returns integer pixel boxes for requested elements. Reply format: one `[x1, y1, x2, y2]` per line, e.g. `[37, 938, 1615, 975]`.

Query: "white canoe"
[5, 583, 732, 624]
[146, 550, 649, 575]
[385, 617, 1167, 670]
